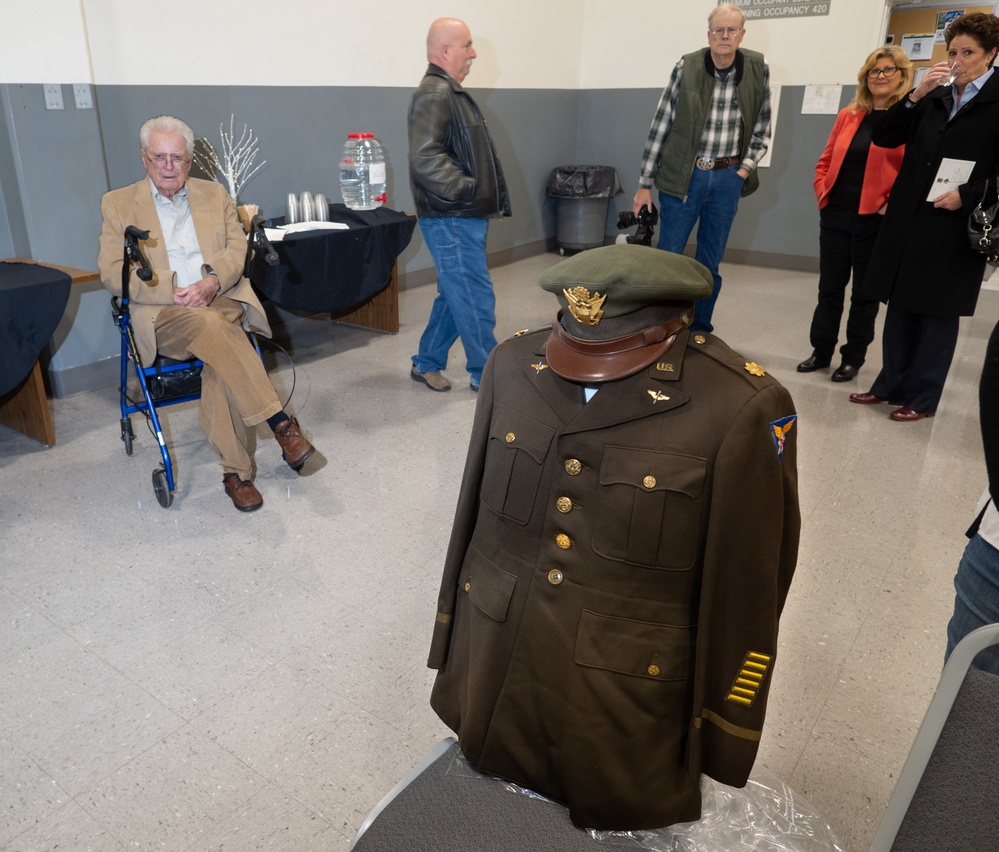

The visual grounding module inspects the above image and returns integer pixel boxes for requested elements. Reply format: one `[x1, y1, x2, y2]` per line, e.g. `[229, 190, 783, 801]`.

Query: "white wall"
[2, 0, 893, 90]
[580, 0, 891, 88]
[0, 0, 93, 83]
[58, 0, 582, 89]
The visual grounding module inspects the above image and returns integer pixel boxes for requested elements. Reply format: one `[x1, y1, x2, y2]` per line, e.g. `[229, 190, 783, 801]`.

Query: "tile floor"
[2, 252, 996, 851]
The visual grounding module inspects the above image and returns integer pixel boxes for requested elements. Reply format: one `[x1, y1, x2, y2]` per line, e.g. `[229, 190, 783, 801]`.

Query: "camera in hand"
[616, 203, 658, 247]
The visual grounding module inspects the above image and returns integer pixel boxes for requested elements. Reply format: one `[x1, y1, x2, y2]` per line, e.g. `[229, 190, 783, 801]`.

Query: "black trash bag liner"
[545, 165, 622, 199]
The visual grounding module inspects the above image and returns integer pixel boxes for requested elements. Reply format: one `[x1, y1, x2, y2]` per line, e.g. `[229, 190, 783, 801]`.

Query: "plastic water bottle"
[339, 133, 387, 210]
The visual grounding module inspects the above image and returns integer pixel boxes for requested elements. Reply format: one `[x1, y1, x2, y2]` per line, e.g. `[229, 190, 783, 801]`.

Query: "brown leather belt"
[695, 156, 741, 170]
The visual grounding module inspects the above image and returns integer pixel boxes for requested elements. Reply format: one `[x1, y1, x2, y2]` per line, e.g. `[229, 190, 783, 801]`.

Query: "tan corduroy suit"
[98, 177, 280, 479]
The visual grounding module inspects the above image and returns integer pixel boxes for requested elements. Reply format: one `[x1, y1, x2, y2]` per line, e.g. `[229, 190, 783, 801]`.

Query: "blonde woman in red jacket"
[797, 46, 912, 382]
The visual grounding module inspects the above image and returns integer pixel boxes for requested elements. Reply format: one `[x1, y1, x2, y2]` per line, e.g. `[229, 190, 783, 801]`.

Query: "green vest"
[654, 48, 766, 199]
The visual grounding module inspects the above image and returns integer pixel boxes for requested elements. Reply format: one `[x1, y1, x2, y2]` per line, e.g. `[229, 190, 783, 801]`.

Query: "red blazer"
[814, 107, 905, 215]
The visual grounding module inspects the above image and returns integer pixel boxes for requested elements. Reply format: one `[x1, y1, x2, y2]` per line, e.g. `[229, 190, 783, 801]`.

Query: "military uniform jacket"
[428, 328, 800, 831]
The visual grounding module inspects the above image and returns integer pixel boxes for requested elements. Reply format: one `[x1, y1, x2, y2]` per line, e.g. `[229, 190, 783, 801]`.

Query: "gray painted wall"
[1, 81, 848, 395]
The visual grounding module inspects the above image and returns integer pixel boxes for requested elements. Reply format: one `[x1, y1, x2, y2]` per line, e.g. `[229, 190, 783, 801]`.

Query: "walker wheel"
[120, 417, 135, 455]
[152, 468, 173, 508]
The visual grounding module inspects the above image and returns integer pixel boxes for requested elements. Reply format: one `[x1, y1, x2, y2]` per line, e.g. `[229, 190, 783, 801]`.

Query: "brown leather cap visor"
[545, 306, 693, 383]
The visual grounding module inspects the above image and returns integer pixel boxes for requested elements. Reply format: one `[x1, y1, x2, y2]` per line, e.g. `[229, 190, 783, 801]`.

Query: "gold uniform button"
[505, 432, 516, 444]
[556, 534, 571, 549]
[464, 581, 470, 592]
[547, 569, 564, 585]
[556, 496, 573, 513]
[694, 334, 707, 345]
[647, 664, 661, 677]
[565, 459, 582, 476]
[643, 475, 657, 489]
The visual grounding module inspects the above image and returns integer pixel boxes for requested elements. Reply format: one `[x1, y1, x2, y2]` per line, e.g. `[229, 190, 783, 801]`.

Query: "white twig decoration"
[194, 114, 266, 201]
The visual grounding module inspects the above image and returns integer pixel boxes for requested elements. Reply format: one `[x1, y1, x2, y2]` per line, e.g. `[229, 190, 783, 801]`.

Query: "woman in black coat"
[850, 12, 999, 421]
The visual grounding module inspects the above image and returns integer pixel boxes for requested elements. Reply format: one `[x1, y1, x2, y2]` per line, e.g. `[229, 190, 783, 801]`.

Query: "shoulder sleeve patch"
[770, 414, 797, 461]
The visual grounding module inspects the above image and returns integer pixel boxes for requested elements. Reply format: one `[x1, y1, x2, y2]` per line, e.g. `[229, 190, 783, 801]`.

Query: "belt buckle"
[695, 157, 715, 171]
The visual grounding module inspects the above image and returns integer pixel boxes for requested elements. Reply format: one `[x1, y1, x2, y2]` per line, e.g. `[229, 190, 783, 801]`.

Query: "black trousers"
[808, 206, 883, 367]
[869, 303, 960, 413]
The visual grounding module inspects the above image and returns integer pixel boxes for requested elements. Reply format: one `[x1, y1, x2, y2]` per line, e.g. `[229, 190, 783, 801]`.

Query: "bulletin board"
[886, 5, 993, 72]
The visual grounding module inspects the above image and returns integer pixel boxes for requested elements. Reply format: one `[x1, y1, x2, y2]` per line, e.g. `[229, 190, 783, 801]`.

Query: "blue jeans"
[946, 532, 999, 675]
[657, 165, 744, 333]
[413, 217, 497, 386]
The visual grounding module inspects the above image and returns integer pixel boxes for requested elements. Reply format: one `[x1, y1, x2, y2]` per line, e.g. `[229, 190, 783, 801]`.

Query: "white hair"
[139, 115, 195, 155]
[709, 3, 746, 28]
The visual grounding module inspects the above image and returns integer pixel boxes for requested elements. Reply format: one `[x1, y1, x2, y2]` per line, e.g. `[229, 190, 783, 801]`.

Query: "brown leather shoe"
[889, 407, 936, 422]
[223, 473, 263, 512]
[849, 392, 886, 405]
[274, 417, 315, 471]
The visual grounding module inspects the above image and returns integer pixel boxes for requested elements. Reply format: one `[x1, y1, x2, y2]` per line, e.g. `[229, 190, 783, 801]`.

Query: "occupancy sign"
[733, 0, 831, 20]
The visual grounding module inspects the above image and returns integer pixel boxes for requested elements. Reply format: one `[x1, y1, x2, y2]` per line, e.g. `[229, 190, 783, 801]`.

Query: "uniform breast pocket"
[480, 407, 555, 525]
[593, 447, 707, 569]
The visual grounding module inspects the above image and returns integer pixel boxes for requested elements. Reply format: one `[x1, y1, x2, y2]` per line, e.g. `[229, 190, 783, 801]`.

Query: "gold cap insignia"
[745, 362, 766, 377]
[725, 651, 772, 707]
[564, 286, 607, 327]
[647, 389, 670, 404]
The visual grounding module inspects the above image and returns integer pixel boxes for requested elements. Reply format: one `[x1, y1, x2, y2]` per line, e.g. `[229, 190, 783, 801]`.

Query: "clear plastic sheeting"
[545, 165, 623, 199]
[449, 753, 845, 852]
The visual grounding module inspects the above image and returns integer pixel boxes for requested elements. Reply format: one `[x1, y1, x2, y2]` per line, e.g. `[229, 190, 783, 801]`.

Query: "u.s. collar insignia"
[647, 389, 670, 404]
[564, 286, 606, 327]
[745, 362, 766, 376]
[531, 362, 549, 374]
[656, 362, 675, 373]
[770, 414, 797, 461]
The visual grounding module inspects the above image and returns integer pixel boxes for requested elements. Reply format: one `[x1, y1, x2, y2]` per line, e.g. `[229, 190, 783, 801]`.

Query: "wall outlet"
[43, 84, 64, 110]
[73, 84, 93, 109]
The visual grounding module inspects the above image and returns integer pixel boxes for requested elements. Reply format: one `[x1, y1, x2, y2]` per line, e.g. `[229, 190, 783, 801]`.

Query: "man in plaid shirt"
[633, 2, 771, 334]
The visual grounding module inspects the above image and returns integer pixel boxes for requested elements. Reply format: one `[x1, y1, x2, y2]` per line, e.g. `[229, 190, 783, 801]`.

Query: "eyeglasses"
[710, 26, 742, 38]
[147, 153, 190, 167]
[868, 67, 900, 78]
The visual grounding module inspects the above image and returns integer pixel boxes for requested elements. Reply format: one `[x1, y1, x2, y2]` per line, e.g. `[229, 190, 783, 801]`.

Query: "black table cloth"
[0, 262, 72, 398]
[249, 204, 415, 314]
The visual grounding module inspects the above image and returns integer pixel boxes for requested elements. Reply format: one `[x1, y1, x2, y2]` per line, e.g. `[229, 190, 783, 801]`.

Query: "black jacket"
[863, 72, 999, 317]
[408, 63, 511, 219]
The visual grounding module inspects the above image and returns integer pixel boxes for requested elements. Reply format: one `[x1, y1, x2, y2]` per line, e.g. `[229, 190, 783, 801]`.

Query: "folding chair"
[348, 738, 623, 852]
[869, 622, 999, 851]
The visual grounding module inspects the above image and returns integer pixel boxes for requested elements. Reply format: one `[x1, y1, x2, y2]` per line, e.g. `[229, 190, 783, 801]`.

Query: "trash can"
[545, 165, 622, 254]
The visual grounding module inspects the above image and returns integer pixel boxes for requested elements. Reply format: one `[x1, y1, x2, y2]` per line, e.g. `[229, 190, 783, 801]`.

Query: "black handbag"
[146, 356, 203, 400]
[968, 176, 999, 266]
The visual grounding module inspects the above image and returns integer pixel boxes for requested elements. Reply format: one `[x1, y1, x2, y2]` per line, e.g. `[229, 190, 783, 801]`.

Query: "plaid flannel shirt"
[638, 56, 772, 189]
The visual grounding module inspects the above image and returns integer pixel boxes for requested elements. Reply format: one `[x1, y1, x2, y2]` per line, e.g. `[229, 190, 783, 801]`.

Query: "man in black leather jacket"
[408, 17, 511, 393]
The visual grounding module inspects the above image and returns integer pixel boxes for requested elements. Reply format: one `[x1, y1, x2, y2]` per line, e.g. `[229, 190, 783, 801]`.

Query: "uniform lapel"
[515, 331, 692, 433]
[518, 344, 584, 424]
[563, 370, 689, 434]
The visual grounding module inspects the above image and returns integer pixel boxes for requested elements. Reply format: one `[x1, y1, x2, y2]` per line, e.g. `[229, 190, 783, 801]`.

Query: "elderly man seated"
[98, 114, 316, 512]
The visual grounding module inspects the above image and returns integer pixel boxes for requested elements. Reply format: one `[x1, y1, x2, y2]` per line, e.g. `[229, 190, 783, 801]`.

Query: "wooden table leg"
[332, 262, 400, 333]
[0, 360, 57, 446]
